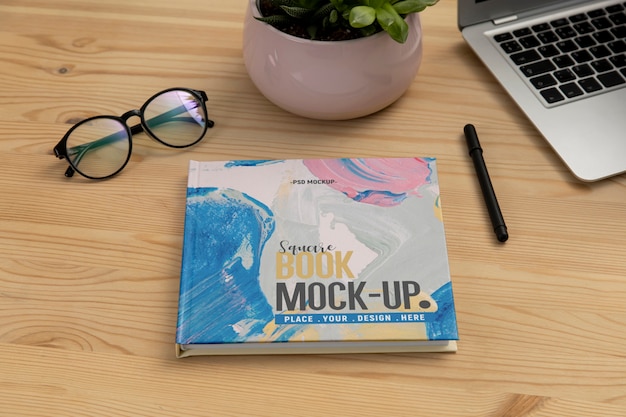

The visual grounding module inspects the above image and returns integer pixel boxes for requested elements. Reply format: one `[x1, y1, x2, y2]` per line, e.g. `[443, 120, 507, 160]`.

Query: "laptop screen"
[458, 0, 587, 29]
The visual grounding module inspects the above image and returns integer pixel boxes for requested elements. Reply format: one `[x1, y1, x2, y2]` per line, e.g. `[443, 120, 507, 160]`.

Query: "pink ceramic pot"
[242, 0, 423, 120]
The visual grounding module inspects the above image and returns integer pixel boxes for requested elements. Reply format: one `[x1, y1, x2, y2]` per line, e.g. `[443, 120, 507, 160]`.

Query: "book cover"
[176, 157, 458, 357]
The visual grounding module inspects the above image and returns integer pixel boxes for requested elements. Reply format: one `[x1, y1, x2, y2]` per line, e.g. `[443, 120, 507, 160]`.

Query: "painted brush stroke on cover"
[303, 157, 434, 207]
[176, 188, 276, 344]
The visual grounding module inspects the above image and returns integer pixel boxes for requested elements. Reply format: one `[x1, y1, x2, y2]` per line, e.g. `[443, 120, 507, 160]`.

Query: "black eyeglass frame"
[53, 87, 214, 180]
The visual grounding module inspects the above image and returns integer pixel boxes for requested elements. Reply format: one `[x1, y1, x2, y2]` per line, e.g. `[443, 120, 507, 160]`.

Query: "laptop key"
[597, 71, 626, 87]
[573, 21, 595, 34]
[521, 60, 557, 77]
[572, 50, 594, 63]
[539, 45, 560, 57]
[560, 82, 584, 98]
[574, 35, 596, 48]
[591, 59, 614, 72]
[511, 50, 541, 65]
[530, 74, 557, 89]
[588, 9, 607, 18]
[610, 53, 626, 67]
[519, 35, 541, 49]
[513, 28, 532, 37]
[556, 40, 578, 53]
[569, 13, 588, 23]
[572, 63, 594, 77]
[538, 31, 559, 43]
[579, 77, 604, 93]
[593, 30, 615, 43]
[608, 40, 626, 53]
[590, 45, 612, 58]
[591, 17, 613, 30]
[540, 87, 565, 103]
[554, 69, 576, 82]
[551, 18, 569, 27]
[609, 12, 626, 25]
[553, 54, 575, 68]
[556, 26, 577, 39]
[494, 33, 513, 42]
[612, 25, 626, 38]
[500, 40, 522, 53]
[532, 23, 551, 32]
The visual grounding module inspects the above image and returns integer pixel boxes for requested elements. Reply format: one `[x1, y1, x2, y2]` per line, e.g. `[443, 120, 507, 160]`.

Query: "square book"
[175, 157, 458, 357]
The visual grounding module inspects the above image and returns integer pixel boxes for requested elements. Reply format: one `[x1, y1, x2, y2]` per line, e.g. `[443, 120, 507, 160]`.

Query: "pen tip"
[495, 226, 509, 243]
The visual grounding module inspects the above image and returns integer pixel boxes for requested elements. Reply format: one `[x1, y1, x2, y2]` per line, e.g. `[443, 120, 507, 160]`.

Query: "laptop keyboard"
[493, 2, 626, 106]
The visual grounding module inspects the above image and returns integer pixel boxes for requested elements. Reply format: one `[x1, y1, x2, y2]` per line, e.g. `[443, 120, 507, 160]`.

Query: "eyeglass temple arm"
[59, 129, 129, 177]
[53, 143, 78, 177]
[62, 103, 215, 174]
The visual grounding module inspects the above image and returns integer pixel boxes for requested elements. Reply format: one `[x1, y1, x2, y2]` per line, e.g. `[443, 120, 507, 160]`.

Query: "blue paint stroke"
[351, 189, 407, 205]
[176, 187, 276, 344]
[225, 159, 284, 168]
[426, 281, 459, 340]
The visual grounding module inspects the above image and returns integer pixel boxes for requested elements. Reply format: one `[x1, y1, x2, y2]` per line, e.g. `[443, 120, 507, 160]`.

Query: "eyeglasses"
[53, 88, 215, 179]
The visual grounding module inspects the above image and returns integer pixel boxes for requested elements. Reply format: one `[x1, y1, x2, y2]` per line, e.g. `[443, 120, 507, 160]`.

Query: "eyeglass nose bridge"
[121, 109, 145, 136]
[121, 109, 141, 120]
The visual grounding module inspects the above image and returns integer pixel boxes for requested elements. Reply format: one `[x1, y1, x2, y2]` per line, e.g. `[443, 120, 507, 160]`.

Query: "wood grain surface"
[1, 0, 626, 415]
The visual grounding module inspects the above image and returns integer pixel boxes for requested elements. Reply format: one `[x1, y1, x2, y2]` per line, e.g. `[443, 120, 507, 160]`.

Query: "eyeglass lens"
[64, 89, 208, 179]
[143, 90, 207, 147]
[66, 118, 130, 179]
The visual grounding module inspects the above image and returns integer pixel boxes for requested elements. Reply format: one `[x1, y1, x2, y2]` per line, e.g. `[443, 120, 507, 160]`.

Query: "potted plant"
[242, 0, 438, 120]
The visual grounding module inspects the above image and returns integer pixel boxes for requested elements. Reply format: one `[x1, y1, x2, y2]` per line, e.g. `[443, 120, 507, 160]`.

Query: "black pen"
[463, 124, 509, 243]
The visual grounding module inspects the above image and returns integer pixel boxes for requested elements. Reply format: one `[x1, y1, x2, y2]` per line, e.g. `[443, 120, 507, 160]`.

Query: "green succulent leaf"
[330, 0, 349, 13]
[254, 14, 293, 27]
[358, 24, 378, 37]
[312, 2, 337, 20]
[329, 9, 338, 23]
[273, 0, 300, 7]
[376, 3, 408, 43]
[366, 0, 386, 8]
[349, 6, 376, 28]
[280, 6, 313, 18]
[298, 0, 324, 8]
[393, 0, 438, 14]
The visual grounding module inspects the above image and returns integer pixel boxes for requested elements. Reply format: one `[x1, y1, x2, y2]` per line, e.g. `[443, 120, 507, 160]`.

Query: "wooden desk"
[1, 1, 625, 415]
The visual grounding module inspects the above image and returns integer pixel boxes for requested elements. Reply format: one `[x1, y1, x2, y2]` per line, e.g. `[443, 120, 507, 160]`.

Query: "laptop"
[458, 0, 626, 181]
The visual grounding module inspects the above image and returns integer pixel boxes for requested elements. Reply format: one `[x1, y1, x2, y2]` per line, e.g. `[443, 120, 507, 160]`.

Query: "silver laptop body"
[459, 0, 626, 181]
